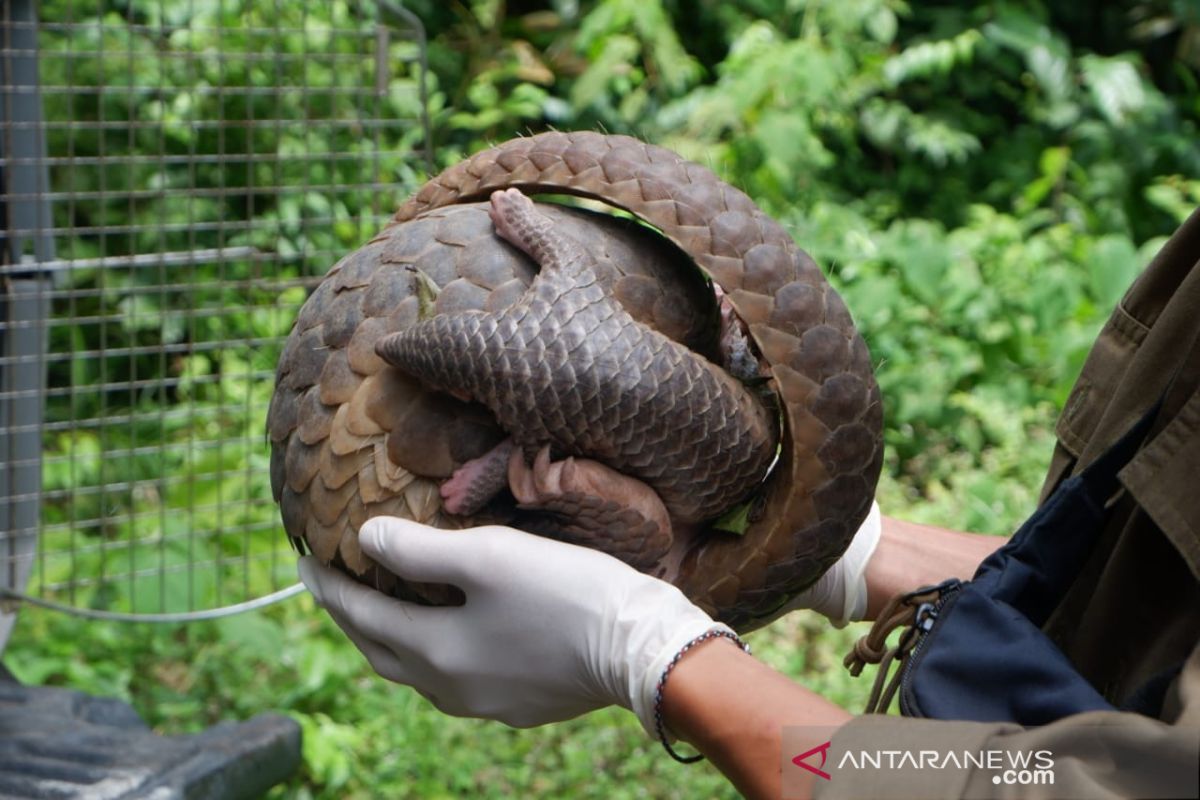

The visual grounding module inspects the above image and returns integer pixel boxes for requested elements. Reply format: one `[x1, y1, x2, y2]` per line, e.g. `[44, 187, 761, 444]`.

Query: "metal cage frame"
[1, 0, 431, 645]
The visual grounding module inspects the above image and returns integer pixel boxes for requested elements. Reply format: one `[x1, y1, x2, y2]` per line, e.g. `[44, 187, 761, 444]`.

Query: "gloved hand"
[298, 517, 731, 731]
[785, 500, 882, 626]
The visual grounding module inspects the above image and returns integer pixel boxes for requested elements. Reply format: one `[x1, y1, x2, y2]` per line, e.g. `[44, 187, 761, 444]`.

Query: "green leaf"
[712, 500, 752, 535]
[983, 10, 1071, 102]
[1081, 55, 1147, 125]
[883, 29, 981, 85]
[861, 99, 981, 166]
[1018, 146, 1071, 211]
[412, 268, 441, 320]
[1087, 234, 1140, 310]
[1145, 177, 1200, 224]
[865, 7, 898, 44]
[571, 34, 640, 109]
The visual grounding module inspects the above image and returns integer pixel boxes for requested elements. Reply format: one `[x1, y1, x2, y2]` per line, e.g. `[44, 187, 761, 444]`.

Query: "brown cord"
[844, 583, 950, 714]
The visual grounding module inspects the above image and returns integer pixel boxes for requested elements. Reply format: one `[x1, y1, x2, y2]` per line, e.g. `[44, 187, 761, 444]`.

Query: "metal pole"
[378, 0, 434, 174]
[1, 0, 54, 654]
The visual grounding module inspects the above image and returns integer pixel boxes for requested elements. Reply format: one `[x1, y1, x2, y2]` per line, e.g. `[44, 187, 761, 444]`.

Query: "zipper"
[898, 579, 962, 718]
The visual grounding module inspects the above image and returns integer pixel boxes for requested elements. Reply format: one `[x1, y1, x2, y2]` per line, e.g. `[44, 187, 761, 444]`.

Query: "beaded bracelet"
[652, 628, 751, 763]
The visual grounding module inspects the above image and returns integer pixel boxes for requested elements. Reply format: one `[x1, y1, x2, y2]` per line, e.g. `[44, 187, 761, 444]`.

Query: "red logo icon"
[792, 740, 833, 781]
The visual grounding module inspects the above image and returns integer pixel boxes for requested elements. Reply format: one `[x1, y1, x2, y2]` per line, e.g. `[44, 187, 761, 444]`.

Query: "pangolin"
[270, 131, 883, 631]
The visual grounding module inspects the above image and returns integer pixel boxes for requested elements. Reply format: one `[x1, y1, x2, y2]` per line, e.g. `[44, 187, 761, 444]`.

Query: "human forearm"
[661, 637, 852, 800]
[864, 516, 1003, 619]
[657, 516, 1002, 799]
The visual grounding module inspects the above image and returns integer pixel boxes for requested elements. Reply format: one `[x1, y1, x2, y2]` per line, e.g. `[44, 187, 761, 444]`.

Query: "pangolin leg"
[507, 445, 673, 570]
[440, 438, 516, 516]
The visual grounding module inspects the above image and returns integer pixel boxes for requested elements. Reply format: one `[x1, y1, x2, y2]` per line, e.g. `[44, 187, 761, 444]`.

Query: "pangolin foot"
[440, 439, 515, 516]
[507, 445, 673, 570]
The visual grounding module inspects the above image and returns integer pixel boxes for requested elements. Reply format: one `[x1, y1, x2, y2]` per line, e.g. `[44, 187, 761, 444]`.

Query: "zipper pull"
[914, 601, 939, 633]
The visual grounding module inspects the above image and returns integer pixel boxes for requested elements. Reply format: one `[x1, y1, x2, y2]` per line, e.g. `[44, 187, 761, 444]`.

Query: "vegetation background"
[6, 0, 1200, 797]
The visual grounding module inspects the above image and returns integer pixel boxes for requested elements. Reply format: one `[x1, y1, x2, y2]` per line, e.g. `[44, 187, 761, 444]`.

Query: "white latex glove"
[785, 500, 882, 626]
[298, 516, 731, 732]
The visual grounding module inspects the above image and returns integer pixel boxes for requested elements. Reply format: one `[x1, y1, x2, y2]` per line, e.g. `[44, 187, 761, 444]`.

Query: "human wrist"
[864, 516, 1003, 619]
[628, 616, 738, 737]
[659, 637, 853, 799]
[650, 630, 750, 762]
[659, 635, 752, 743]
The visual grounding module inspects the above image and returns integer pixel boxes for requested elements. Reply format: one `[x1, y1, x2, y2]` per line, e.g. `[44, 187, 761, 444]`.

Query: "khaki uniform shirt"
[819, 209, 1200, 799]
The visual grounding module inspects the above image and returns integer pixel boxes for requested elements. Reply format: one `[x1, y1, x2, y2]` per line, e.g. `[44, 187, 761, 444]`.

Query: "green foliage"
[790, 199, 1156, 509]
[6, 0, 1200, 797]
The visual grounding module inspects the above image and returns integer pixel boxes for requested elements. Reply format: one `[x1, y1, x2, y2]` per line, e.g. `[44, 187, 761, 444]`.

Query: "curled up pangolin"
[270, 131, 883, 632]
[375, 188, 779, 574]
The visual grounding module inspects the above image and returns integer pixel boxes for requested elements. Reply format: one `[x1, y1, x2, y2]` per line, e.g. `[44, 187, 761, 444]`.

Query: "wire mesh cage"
[1, 0, 431, 637]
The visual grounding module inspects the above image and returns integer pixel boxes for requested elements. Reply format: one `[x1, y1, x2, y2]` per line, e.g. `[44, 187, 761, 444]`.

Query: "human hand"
[298, 517, 731, 731]
[785, 500, 881, 626]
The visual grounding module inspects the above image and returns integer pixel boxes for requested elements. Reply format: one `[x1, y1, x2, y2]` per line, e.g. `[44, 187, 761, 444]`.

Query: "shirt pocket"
[1053, 303, 1149, 463]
